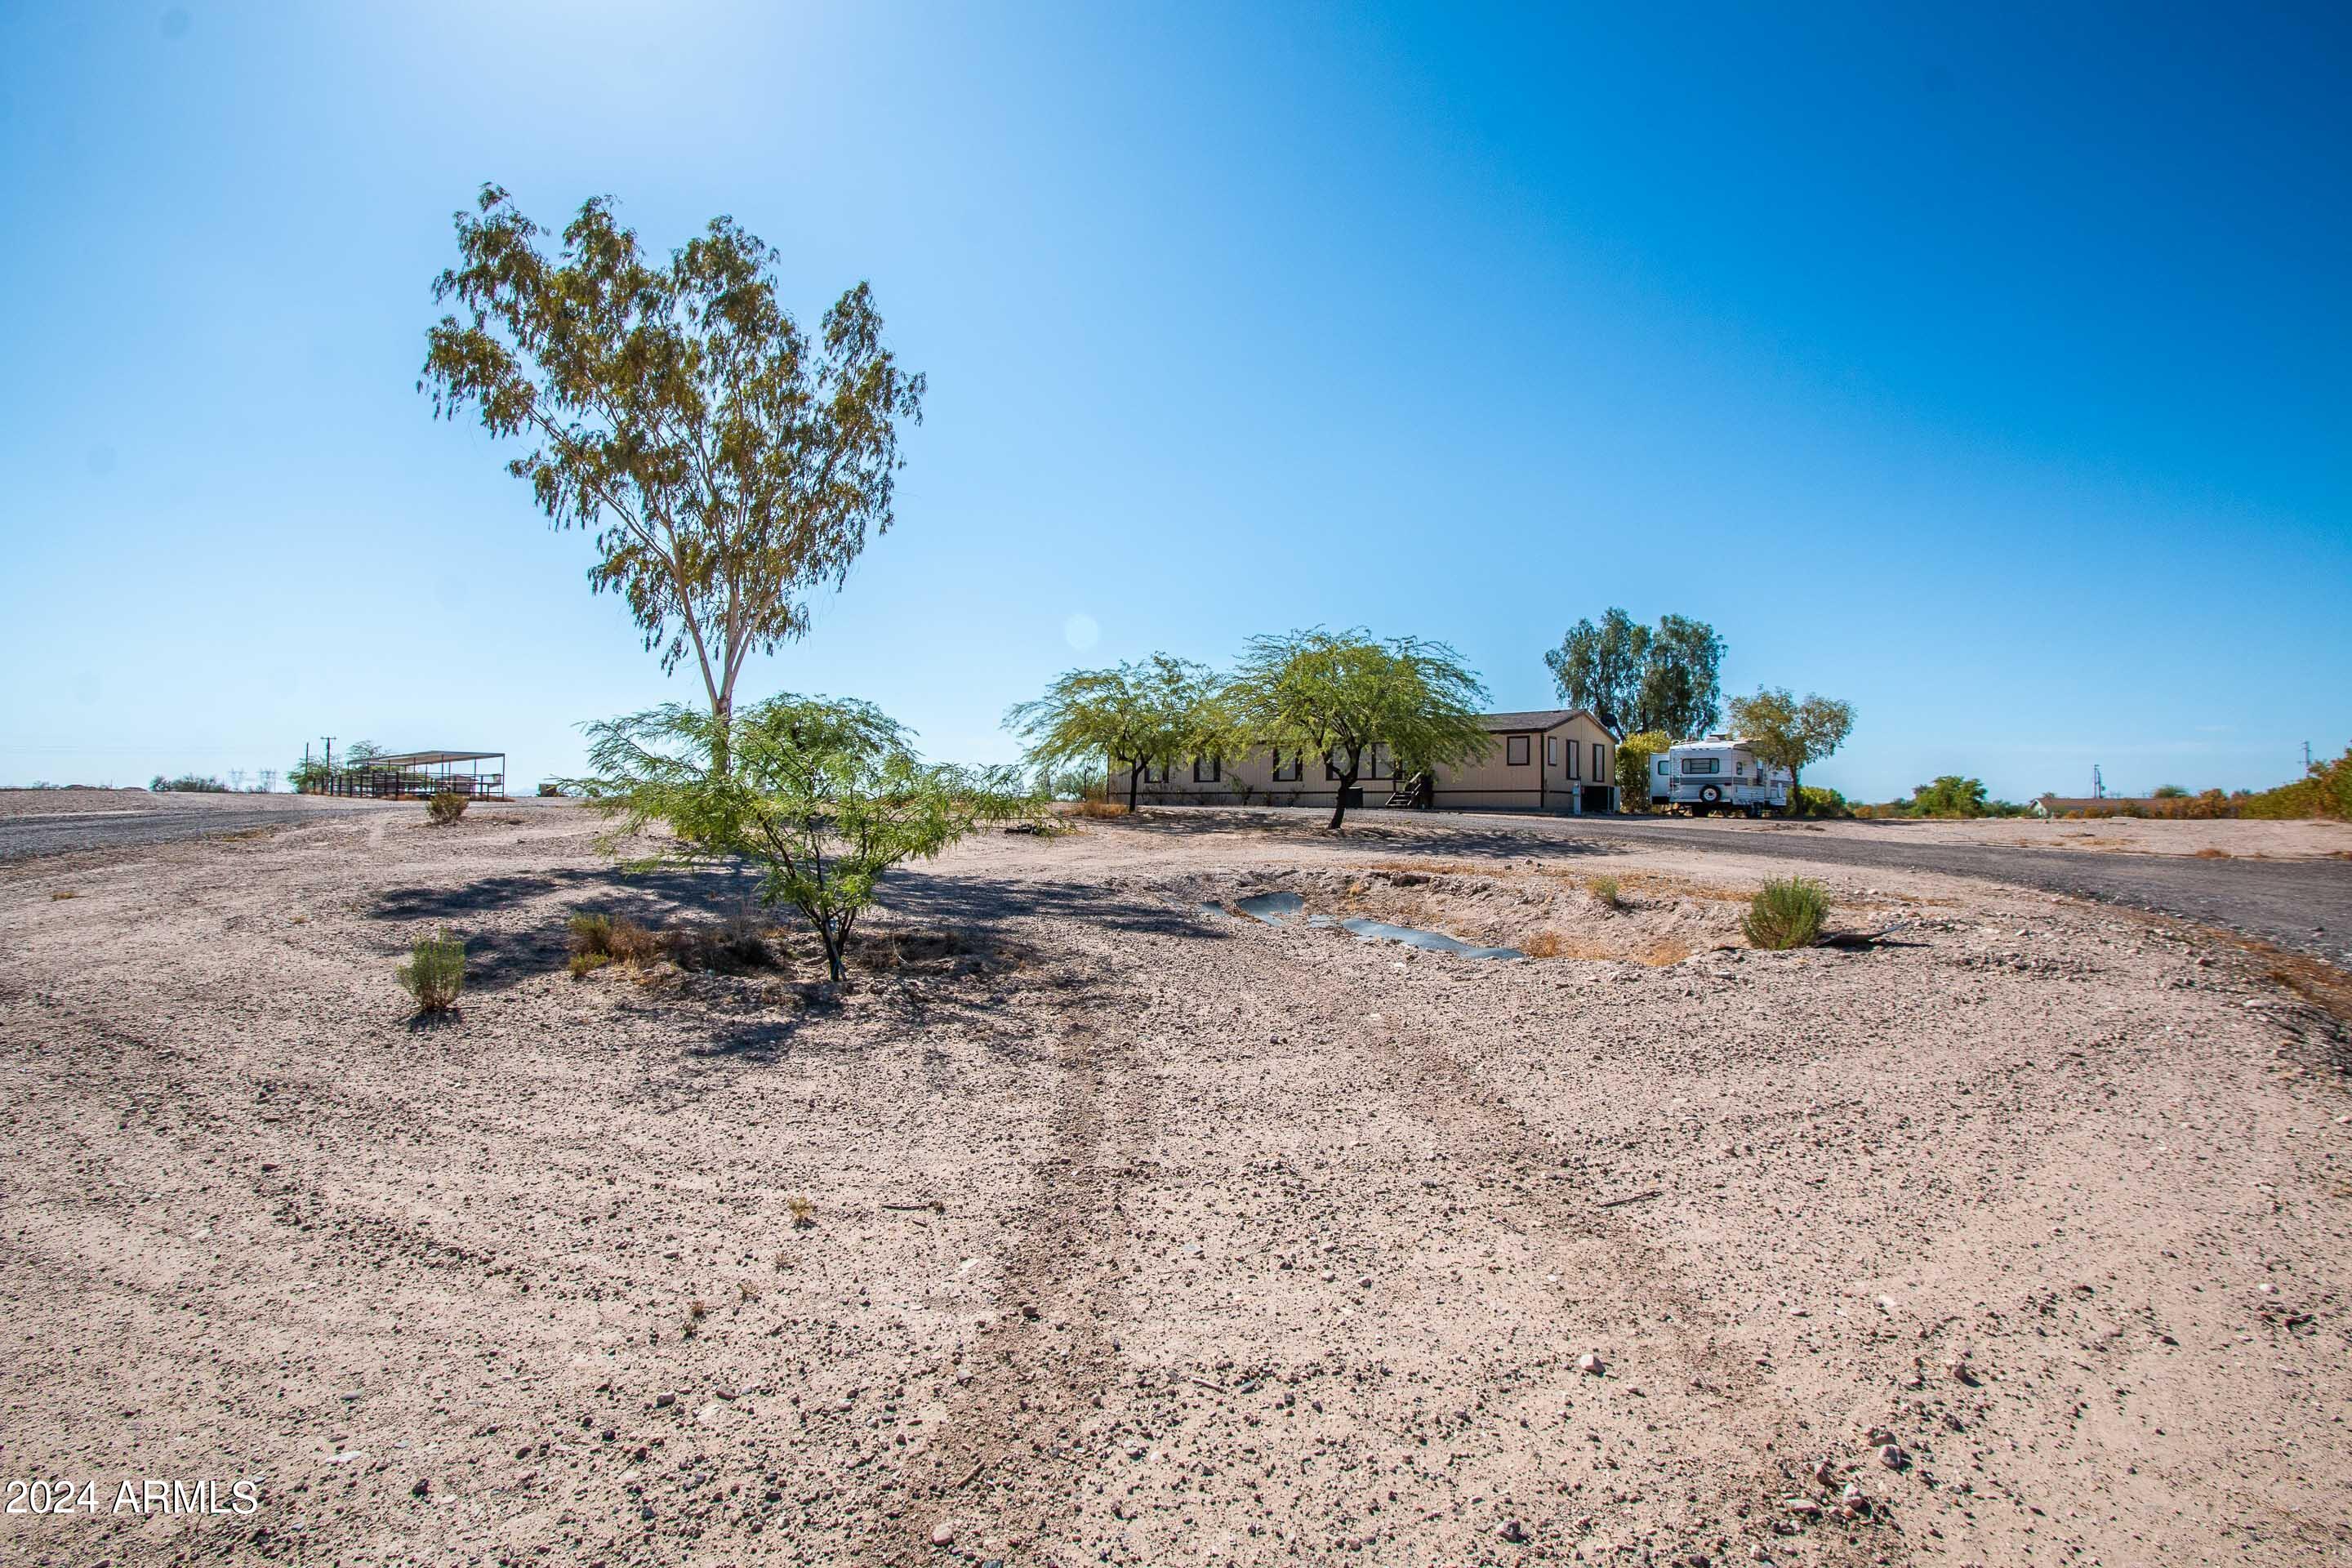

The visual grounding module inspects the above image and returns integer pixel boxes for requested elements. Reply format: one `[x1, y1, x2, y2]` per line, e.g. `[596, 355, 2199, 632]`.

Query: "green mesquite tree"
[1004, 655, 1223, 813]
[1224, 629, 1492, 831]
[573, 696, 1033, 982]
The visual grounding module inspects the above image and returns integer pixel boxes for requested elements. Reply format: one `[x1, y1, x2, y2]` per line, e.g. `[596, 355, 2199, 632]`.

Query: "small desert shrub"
[50, 889, 77, 901]
[425, 791, 469, 825]
[568, 951, 612, 978]
[397, 930, 466, 1013]
[1073, 800, 1129, 819]
[1744, 877, 1829, 950]
[1521, 929, 1564, 959]
[786, 1192, 817, 1228]
[1587, 873, 1623, 910]
[537, 782, 562, 797]
[569, 911, 660, 967]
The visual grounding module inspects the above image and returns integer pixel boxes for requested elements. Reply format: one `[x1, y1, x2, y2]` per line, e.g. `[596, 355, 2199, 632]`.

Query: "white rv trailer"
[1649, 737, 1792, 817]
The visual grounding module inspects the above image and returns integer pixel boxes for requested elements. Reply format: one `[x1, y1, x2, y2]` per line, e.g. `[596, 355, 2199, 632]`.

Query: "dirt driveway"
[2, 803, 2346, 1566]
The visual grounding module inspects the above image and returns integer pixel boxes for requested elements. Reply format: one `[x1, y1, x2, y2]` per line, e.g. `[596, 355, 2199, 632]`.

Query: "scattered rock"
[929, 1519, 956, 1547]
[653, 1392, 677, 1409]
[1497, 1517, 1528, 1543]
[1577, 1352, 1606, 1376]
[410, 1477, 430, 1499]
[1877, 1443, 1909, 1471]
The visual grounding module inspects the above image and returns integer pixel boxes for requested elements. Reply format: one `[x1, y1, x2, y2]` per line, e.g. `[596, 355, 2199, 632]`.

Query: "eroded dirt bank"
[1, 803, 2346, 1567]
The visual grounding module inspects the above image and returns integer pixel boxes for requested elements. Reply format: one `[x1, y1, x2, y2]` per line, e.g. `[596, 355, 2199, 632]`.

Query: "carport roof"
[362, 751, 504, 767]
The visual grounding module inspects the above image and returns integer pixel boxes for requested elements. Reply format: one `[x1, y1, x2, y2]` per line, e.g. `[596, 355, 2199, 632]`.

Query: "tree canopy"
[421, 186, 925, 740]
[1613, 728, 1673, 808]
[1910, 775, 1992, 817]
[574, 696, 1030, 982]
[1544, 609, 1725, 740]
[1726, 687, 1855, 816]
[1223, 629, 1491, 831]
[1004, 655, 1223, 812]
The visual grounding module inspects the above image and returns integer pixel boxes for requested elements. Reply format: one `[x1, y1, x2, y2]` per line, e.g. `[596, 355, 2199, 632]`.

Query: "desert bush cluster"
[396, 930, 466, 1013]
[425, 791, 470, 825]
[1744, 877, 1829, 950]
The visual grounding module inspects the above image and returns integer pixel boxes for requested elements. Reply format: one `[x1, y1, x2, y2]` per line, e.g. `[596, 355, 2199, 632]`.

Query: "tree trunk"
[1788, 764, 1804, 816]
[1127, 761, 1145, 812]
[820, 922, 846, 982]
[710, 693, 734, 778]
[1327, 747, 1361, 831]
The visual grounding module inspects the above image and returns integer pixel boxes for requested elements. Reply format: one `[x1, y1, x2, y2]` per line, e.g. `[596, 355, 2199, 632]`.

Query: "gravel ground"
[2, 804, 2348, 1567]
[1283, 808, 2352, 966]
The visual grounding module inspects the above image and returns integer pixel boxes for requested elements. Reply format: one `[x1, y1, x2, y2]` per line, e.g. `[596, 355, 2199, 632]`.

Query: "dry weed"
[1521, 930, 1565, 959]
[568, 911, 662, 968]
[49, 889, 76, 901]
[786, 1192, 817, 1228]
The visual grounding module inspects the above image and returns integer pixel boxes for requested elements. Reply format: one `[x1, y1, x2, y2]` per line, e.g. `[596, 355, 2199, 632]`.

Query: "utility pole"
[323, 737, 335, 797]
[2091, 764, 2104, 800]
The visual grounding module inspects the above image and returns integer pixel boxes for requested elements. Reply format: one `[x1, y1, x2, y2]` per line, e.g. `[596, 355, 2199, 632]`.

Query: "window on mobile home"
[1681, 757, 1721, 774]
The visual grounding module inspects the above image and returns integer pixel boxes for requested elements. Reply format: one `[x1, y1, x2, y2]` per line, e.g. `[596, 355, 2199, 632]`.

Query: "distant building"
[1118, 709, 1621, 814]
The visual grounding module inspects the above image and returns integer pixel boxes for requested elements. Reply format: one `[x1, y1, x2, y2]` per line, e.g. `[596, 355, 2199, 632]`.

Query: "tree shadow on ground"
[1080, 806, 1622, 862]
[367, 852, 1215, 1018]
[369, 862, 777, 994]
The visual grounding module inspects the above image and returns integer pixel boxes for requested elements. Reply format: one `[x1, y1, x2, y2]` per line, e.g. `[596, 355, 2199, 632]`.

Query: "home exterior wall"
[1112, 712, 1618, 813]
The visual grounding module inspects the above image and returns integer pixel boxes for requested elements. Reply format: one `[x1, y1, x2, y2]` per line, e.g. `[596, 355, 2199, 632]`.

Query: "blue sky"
[3, 2, 2345, 800]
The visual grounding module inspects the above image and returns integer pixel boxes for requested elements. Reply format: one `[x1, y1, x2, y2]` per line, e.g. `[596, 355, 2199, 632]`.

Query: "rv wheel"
[1699, 785, 1722, 804]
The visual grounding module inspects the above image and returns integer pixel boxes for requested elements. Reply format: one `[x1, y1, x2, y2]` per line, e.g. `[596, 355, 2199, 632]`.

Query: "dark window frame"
[1681, 756, 1721, 775]
[1592, 742, 1607, 782]
[1270, 750, 1302, 782]
[1546, 736, 1559, 767]
[1566, 737, 1580, 779]
[1506, 734, 1531, 767]
[1192, 755, 1221, 784]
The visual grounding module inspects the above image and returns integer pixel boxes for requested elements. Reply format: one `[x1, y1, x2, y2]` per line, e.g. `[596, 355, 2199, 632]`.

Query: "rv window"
[1682, 758, 1721, 775]
[1506, 736, 1530, 766]
[1656, 760, 1671, 777]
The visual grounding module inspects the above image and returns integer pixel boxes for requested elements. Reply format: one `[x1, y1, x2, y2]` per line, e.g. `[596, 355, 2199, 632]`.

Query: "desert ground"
[2, 797, 2348, 1568]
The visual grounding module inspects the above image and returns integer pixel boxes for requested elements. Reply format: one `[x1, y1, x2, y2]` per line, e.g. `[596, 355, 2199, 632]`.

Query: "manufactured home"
[1118, 708, 1621, 814]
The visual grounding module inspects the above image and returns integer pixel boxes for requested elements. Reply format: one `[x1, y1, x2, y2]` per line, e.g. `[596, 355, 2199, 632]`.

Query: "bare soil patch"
[2, 806, 2348, 1566]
